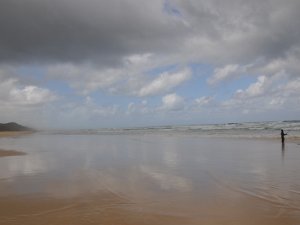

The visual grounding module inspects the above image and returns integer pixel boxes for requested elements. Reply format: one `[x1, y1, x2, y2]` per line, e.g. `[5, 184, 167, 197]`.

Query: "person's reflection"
[281, 142, 285, 162]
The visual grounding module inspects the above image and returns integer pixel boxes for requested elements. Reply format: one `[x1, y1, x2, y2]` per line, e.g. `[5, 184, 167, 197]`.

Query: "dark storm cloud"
[172, 0, 300, 63]
[0, 0, 187, 64]
[1, 0, 300, 68]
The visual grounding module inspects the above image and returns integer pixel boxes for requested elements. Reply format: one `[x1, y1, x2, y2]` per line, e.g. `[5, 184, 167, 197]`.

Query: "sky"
[0, 0, 300, 129]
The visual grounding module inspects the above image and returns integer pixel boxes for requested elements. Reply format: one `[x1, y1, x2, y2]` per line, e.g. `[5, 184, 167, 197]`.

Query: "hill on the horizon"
[0, 122, 32, 131]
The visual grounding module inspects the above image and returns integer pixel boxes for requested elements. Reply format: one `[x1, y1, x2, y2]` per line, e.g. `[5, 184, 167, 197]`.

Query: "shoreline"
[13, 130, 300, 143]
[0, 131, 34, 138]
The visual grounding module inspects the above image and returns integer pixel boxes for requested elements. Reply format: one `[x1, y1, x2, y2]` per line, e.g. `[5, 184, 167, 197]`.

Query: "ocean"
[47, 120, 300, 139]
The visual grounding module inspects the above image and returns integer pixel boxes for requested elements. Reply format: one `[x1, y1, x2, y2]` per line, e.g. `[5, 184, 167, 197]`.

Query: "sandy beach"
[0, 133, 300, 225]
[0, 149, 26, 157]
[0, 131, 30, 157]
[0, 131, 34, 138]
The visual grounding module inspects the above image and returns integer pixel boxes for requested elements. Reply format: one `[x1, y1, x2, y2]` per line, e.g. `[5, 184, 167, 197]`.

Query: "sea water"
[45, 120, 300, 138]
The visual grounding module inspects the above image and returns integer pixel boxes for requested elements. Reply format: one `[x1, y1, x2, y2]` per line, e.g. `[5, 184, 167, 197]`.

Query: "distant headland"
[0, 122, 32, 156]
[0, 122, 32, 132]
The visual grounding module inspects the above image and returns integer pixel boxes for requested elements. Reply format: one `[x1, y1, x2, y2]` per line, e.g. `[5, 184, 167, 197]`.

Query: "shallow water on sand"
[1, 133, 300, 225]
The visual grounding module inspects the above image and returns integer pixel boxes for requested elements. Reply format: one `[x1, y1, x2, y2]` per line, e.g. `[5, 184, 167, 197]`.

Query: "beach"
[0, 132, 30, 157]
[0, 149, 26, 157]
[1, 129, 300, 224]
[0, 131, 34, 138]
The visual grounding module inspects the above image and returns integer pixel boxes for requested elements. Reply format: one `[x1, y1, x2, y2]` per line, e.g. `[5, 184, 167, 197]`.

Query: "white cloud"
[47, 53, 163, 96]
[10, 86, 56, 105]
[126, 101, 152, 115]
[138, 68, 191, 97]
[207, 62, 259, 85]
[48, 63, 192, 97]
[208, 64, 239, 85]
[235, 75, 267, 98]
[0, 76, 56, 107]
[0, 71, 57, 128]
[161, 93, 185, 111]
[222, 72, 300, 114]
[194, 96, 213, 106]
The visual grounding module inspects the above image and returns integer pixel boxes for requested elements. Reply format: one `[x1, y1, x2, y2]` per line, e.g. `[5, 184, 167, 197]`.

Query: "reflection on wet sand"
[0, 131, 34, 138]
[0, 149, 26, 157]
[0, 134, 300, 224]
[281, 142, 285, 162]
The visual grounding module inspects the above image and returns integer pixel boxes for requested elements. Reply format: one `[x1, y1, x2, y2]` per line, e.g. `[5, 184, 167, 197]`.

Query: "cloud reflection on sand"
[0, 154, 51, 180]
[140, 165, 192, 192]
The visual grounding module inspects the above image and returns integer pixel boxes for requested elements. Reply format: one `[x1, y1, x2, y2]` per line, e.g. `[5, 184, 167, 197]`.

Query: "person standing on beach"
[281, 129, 288, 143]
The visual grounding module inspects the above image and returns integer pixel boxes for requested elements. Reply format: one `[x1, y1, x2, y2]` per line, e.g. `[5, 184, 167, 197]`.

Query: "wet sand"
[0, 131, 34, 138]
[0, 131, 29, 157]
[1, 194, 298, 225]
[0, 134, 300, 224]
[0, 149, 26, 157]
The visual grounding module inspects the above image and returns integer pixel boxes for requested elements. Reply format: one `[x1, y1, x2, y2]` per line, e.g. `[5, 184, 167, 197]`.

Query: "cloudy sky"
[0, 0, 300, 129]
